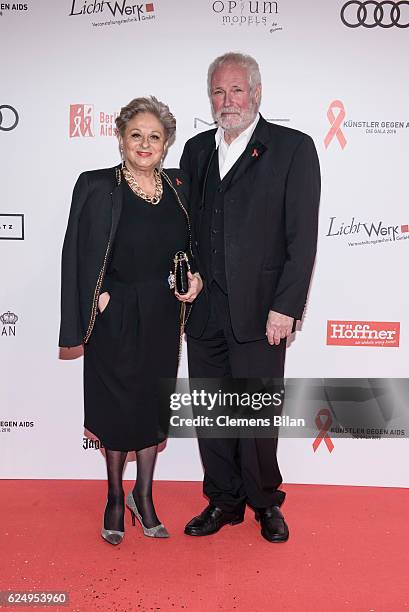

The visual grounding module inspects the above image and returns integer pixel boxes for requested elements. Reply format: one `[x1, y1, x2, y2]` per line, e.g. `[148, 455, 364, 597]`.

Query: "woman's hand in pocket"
[98, 291, 110, 313]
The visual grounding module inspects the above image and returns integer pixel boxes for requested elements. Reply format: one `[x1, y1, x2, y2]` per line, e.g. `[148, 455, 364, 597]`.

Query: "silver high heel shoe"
[126, 492, 169, 538]
[101, 502, 124, 545]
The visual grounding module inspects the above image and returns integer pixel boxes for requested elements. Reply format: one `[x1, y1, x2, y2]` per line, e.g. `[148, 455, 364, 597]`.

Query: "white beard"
[214, 103, 258, 132]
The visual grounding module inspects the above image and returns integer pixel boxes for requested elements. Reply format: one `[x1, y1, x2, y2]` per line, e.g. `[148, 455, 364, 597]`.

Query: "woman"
[59, 96, 202, 545]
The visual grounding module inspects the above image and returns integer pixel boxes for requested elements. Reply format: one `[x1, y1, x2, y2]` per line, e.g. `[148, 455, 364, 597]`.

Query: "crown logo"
[0, 311, 18, 325]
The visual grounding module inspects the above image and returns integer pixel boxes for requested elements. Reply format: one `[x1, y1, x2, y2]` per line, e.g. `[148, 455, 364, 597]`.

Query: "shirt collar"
[214, 113, 260, 148]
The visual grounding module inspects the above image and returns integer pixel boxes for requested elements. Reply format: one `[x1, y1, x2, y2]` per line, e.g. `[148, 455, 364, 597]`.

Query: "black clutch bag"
[168, 251, 190, 294]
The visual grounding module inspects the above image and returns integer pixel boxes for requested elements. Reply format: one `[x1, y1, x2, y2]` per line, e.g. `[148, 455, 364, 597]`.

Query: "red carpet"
[1, 481, 408, 611]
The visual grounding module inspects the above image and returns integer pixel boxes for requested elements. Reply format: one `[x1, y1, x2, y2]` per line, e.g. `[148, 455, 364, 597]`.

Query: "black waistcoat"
[202, 149, 244, 292]
[203, 151, 226, 291]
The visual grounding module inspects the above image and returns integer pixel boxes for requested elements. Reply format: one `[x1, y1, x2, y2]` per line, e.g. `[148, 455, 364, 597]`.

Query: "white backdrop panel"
[1, 0, 408, 482]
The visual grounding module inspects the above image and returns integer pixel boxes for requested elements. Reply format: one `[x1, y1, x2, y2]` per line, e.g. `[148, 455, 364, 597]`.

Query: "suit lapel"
[195, 119, 271, 200]
[225, 116, 274, 190]
[109, 166, 124, 243]
[225, 139, 267, 189]
[198, 146, 217, 205]
[161, 170, 189, 212]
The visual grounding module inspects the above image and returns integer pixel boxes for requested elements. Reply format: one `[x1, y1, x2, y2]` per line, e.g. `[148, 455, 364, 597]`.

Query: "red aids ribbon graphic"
[176, 178, 183, 186]
[324, 100, 347, 150]
[313, 408, 334, 453]
[251, 148, 259, 158]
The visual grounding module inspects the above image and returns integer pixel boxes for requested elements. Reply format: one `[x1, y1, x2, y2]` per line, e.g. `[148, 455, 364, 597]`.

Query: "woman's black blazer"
[59, 165, 191, 347]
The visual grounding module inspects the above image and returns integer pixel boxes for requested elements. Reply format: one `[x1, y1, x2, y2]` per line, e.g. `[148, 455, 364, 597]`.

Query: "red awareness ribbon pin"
[313, 408, 334, 453]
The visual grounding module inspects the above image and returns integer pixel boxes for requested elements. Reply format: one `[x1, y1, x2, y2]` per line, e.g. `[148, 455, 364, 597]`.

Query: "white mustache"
[218, 107, 241, 115]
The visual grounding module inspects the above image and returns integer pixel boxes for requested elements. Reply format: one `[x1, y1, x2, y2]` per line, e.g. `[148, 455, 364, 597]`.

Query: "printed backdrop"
[1, 0, 408, 485]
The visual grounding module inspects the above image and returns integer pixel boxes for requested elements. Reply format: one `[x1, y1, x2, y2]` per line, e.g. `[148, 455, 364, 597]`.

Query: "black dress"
[83, 178, 189, 451]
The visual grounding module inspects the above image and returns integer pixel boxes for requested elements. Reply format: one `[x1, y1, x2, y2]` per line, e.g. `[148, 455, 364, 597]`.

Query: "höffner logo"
[69, 105, 119, 137]
[327, 321, 400, 347]
[211, 1, 283, 33]
[69, 1, 156, 27]
[1, 311, 18, 337]
[326, 217, 409, 247]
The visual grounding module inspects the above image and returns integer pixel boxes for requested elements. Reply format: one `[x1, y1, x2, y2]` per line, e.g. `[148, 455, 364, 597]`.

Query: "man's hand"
[266, 310, 294, 345]
[175, 271, 203, 303]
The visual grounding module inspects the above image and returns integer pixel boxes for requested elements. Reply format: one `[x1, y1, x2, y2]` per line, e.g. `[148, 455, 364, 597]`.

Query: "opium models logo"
[211, 1, 282, 32]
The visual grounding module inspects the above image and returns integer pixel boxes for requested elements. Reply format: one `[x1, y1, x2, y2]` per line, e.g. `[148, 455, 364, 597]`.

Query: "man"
[179, 52, 320, 542]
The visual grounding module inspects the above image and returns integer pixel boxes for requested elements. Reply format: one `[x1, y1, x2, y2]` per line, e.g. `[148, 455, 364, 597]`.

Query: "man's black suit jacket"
[180, 115, 321, 342]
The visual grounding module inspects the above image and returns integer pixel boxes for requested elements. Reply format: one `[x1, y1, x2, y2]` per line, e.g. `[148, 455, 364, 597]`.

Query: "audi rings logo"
[341, 1, 409, 27]
[0, 105, 19, 131]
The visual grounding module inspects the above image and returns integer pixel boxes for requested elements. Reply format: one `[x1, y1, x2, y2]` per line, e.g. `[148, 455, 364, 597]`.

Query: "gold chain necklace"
[122, 166, 163, 205]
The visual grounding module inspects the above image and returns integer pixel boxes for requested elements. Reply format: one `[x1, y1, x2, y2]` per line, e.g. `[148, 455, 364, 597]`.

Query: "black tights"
[104, 449, 127, 532]
[104, 444, 160, 531]
[132, 445, 160, 528]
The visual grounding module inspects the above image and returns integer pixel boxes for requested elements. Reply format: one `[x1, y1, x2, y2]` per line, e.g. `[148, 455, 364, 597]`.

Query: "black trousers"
[187, 282, 286, 512]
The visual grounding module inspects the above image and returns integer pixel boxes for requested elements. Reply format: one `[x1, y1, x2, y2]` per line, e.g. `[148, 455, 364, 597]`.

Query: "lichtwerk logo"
[69, 1, 156, 26]
[326, 216, 409, 247]
[327, 321, 400, 347]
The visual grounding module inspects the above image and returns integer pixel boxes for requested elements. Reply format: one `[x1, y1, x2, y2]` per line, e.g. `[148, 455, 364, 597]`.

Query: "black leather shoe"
[184, 504, 245, 536]
[255, 506, 289, 543]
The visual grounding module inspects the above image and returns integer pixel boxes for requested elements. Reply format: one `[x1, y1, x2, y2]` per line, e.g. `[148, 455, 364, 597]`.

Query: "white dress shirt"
[215, 113, 260, 180]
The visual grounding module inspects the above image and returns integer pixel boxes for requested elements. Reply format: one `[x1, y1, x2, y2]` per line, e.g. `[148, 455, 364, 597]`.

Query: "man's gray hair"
[207, 52, 262, 96]
[115, 95, 176, 144]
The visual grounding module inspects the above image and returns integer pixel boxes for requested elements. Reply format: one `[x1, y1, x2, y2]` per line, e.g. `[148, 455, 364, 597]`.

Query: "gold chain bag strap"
[161, 171, 193, 364]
